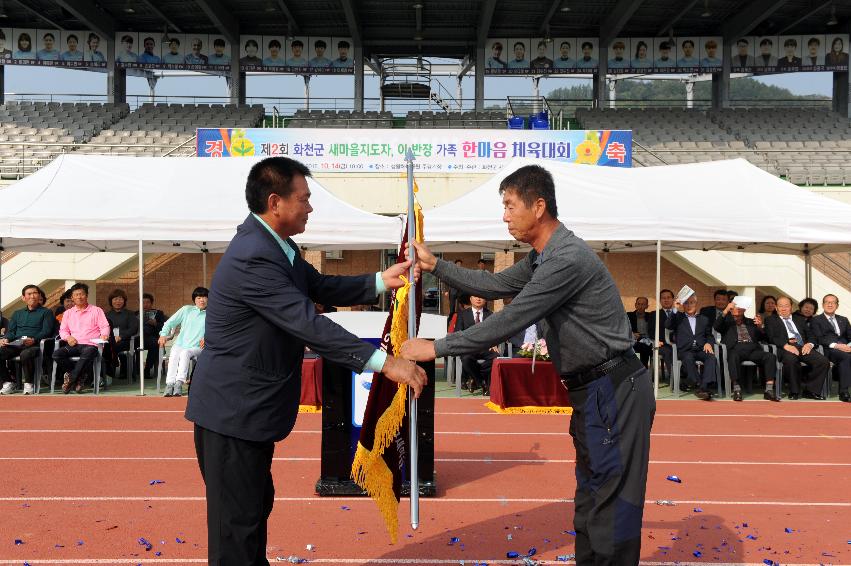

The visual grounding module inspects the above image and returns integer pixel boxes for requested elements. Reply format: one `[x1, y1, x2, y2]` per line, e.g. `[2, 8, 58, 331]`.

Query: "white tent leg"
[202, 251, 208, 288]
[138, 240, 146, 396]
[653, 239, 661, 400]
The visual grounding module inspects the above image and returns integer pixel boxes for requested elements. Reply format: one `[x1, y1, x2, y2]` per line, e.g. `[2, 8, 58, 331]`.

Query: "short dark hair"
[121, 34, 133, 44]
[659, 41, 671, 50]
[143, 293, 154, 303]
[246, 157, 311, 214]
[88, 33, 100, 43]
[823, 293, 839, 304]
[713, 289, 728, 299]
[660, 288, 674, 298]
[70, 282, 89, 295]
[759, 295, 777, 313]
[477, 258, 486, 265]
[38, 287, 46, 303]
[798, 297, 818, 313]
[337, 40, 350, 49]
[784, 38, 797, 48]
[726, 290, 738, 300]
[513, 41, 524, 50]
[292, 39, 304, 48]
[143, 36, 155, 44]
[808, 37, 820, 46]
[560, 41, 570, 49]
[498, 165, 558, 219]
[314, 39, 327, 49]
[170, 38, 181, 46]
[66, 34, 78, 44]
[43, 33, 55, 41]
[108, 288, 128, 305]
[454, 259, 463, 264]
[457, 293, 471, 306]
[737, 38, 749, 46]
[192, 286, 210, 301]
[268, 39, 281, 49]
[760, 38, 772, 47]
[60, 289, 73, 302]
[581, 41, 593, 50]
[244, 39, 258, 49]
[214, 38, 226, 47]
[682, 39, 694, 48]
[21, 284, 39, 296]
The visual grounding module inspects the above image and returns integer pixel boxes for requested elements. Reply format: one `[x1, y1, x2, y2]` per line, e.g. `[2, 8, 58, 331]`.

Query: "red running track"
[0, 396, 849, 564]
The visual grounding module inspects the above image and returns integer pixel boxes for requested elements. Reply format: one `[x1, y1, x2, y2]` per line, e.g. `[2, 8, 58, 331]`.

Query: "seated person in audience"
[714, 300, 778, 401]
[0, 311, 7, 335]
[627, 296, 653, 366]
[0, 285, 55, 395]
[105, 288, 138, 379]
[454, 295, 498, 395]
[54, 290, 73, 320]
[157, 287, 208, 397]
[794, 297, 818, 323]
[53, 283, 109, 394]
[699, 288, 729, 324]
[137, 293, 167, 379]
[666, 294, 717, 399]
[811, 294, 851, 402]
[649, 288, 675, 381]
[759, 295, 777, 320]
[764, 296, 829, 400]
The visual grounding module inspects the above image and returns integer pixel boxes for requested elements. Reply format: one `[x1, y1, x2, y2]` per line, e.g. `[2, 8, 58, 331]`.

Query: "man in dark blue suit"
[810, 294, 851, 402]
[185, 157, 427, 566]
[666, 294, 717, 399]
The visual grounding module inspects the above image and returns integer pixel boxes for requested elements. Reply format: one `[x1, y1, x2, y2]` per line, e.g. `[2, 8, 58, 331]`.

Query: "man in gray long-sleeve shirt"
[401, 164, 656, 566]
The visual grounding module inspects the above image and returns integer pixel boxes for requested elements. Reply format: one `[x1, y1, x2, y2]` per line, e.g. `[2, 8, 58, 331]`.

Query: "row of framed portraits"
[484, 34, 850, 74]
[0, 29, 355, 74]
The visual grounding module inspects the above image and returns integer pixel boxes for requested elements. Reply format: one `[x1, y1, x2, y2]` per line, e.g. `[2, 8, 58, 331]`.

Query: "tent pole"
[202, 251, 208, 288]
[653, 239, 661, 400]
[138, 240, 145, 396]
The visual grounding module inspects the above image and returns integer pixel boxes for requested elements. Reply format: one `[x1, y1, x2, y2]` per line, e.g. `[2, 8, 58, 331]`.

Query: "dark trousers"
[659, 344, 673, 381]
[52, 344, 98, 385]
[633, 341, 652, 367]
[778, 347, 829, 395]
[460, 351, 497, 390]
[143, 338, 159, 377]
[105, 338, 132, 378]
[0, 345, 40, 383]
[568, 359, 656, 565]
[826, 348, 851, 393]
[727, 342, 776, 385]
[194, 424, 275, 566]
[680, 348, 717, 389]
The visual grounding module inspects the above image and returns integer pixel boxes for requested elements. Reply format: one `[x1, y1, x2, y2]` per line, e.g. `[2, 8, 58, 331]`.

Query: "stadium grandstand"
[3, 1, 851, 564]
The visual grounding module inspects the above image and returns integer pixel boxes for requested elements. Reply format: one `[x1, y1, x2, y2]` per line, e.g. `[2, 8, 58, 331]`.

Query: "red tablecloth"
[301, 357, 322, 409]
[488, 358, 571, 413]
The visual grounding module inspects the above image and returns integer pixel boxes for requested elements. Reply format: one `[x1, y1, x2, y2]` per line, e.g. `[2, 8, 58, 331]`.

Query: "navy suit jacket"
[810, 312, 851, 348]
[185, 214, 378, 443]
[764, 313, 815, 350]
[666, 311, 713, 351]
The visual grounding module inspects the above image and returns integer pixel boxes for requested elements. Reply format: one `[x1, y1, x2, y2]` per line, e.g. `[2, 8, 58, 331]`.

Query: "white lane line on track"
[3, 456, 851, 467]
[1, 496, 849, 507]
[0, 561, 843, 566]
[4, 409, 850, 419]
[5, 430, 851, 439]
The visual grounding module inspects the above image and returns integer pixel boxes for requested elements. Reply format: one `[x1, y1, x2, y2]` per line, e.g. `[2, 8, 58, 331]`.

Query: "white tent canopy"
[423, 158, 851, 254]
[0, 154, 403, 252]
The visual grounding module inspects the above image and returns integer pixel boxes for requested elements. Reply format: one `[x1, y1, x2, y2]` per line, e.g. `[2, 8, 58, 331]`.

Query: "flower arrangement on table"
[517, 338, 550, 361]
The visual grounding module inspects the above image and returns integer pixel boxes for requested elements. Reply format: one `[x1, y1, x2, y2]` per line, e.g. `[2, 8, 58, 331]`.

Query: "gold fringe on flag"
[297, 405, 321, 413]
[484, 401, 573, 415]
[351, 198, 424, 544]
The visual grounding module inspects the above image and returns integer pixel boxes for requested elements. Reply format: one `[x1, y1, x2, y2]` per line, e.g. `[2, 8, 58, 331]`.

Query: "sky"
[1, 65, 837, 111]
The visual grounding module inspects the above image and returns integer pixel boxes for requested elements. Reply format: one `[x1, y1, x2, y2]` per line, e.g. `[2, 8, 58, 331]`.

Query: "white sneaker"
[173, 382, 183, 397]
[0, 382, 14, 395]
[23, 383, 34, 395]
[163, 383, 174, 397]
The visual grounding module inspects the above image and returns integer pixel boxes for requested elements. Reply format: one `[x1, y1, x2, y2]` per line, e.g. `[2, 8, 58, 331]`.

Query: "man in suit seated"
[666, 294, 717, 400]
[649, 289, 675, 382]
[811, 294, 851, 402]
[627, 296, 653, 367]
[764, 296, 829, 400]
[699, 289, 729, 326]
[714, 300, 778, 401]
[454, 295, 498, 394]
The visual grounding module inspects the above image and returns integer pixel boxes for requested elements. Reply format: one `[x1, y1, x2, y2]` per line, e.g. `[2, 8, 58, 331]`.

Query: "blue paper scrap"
[14, 540, 23, 545]
[666, 475, 682, 483]
[448, 536, 460, 545]
[506, 551, 519, 558]
[340, 506, 350, 511]
[563, 530, 576, 536]
[785, 528, 794, 533]
[138, 537, 153, 551]
[148, 480, 165, 485]
[155, 551, 162, 557]
[693, 507, 703, 513]
[747, 535, 758, 540]
[176, 538, 185, 544]
[556, 555, 575, 562]
[693, 551, 702, 557]
[527, 547, 537, 556]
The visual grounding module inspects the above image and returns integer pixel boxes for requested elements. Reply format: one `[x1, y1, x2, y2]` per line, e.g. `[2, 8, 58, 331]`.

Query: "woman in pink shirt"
[53, 283, 109, 394]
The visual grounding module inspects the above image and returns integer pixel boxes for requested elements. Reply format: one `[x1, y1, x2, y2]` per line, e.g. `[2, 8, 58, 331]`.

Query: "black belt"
[561, 349, 642, 390]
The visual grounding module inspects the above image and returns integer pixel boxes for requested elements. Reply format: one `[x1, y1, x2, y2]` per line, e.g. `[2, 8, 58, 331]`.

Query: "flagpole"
[405, 148, 419, 530]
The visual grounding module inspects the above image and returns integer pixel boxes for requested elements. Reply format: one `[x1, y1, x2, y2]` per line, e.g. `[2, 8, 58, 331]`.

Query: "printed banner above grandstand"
[195, 128, 632, 170]
[1, 28, 107, 69]
[484, 34, 849, 75]
[115, 33, 353, 74]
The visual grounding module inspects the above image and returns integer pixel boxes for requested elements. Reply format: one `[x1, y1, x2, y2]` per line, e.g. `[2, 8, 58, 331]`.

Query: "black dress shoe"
[732, 390, 743, 402]
[802, 390, 826, 400]
[679, 382, 694, 392]
[764, 390, 780, 402]
[694, 389, 711, 400]
[787, 392, 800, 400]
[839, 391, 851, 403]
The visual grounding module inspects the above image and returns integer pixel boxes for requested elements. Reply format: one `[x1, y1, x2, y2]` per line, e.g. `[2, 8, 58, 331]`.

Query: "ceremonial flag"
[351, 184, 423, 543]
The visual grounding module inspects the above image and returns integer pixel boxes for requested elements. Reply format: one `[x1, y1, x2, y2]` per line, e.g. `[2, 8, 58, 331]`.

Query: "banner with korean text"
[195, 128, 632, 170]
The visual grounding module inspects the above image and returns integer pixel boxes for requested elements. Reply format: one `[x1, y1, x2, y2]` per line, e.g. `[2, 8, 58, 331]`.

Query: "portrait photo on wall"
[37, 29, 60, 61]
[552, 38, 576, 71]
[286, 36, 309, 67]
[239, 35, 263, 67]
[184, 35, 210, 65]
[607, 38, 630, 71]
[137, 34, 161, 64]
[700, 36, 722, 70]
[575, 37, 598, 70]
[208, 35, 230, 66]
[114, 31, 138, 65]
[485, 38, 508, 72]
[777, 36, 802, 69]
[754, 36, 778, 69]
[825, 34, 849, 67]
[161, 34, 185, 64]
[653, 37, 676, 69]
[330, 37, 353, 69]
[507, 38, 530, 71]
[260, 36, 284, 67]
[12, 28, 36, 60]
[676, 36, 699, 69]
[801, 35, 825, 67]
[630, 37, 652, 70]
[308, 36, 333, 68]
[530, 37, 554, 71]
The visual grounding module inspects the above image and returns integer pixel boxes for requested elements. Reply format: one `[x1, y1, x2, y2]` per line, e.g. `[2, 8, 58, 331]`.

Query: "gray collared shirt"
[433, 223, 633, 374]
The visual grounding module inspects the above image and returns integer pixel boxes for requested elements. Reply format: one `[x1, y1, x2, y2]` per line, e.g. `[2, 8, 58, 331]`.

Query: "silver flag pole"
[405, 148, 419, 530]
